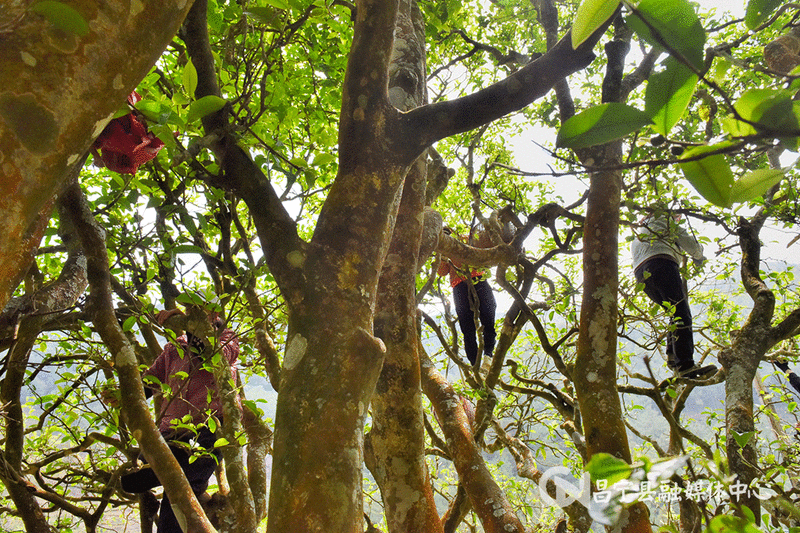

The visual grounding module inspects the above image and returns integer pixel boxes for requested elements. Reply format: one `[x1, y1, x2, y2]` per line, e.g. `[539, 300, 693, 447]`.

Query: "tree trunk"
[212, 345, 258, 533]
[370, 158, 442, 533]
[573, 143, 652, 533]
[368, 0, 442, 530]
[719, 217, 771, 523]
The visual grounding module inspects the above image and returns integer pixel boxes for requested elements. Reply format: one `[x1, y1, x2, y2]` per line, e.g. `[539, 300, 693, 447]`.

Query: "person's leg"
[121, 464, 160, 493]
[475, 280, 497, 358]
[453, 281, 478, 365]
[185, 427, 221, 494]
[156, 431, 220, 533]
[639, 259, 694, 370]
[155, 442, 190, 533]
[156, 491, 180, 533]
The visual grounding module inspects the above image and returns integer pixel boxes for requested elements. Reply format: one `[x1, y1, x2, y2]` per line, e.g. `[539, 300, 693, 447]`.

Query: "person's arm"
[775, 361, 800, 395]
[672, 219, 705, 262]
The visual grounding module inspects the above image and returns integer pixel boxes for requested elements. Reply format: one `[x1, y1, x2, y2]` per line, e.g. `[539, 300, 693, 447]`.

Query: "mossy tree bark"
[0, 0, 196, 308]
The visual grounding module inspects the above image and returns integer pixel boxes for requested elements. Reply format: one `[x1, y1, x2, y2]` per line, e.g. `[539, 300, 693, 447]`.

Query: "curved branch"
[400, 26, 607, 160]
[181, 0, 306, 302]
[420, 346, 526, 533]
[60, 182, 217, 533]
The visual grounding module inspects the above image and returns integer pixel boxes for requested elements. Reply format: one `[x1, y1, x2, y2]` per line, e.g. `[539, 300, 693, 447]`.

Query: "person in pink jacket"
[121, 307, 239, 533]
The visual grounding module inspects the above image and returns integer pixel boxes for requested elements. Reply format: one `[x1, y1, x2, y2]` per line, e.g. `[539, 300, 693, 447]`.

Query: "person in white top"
[632, 212, 716, 380]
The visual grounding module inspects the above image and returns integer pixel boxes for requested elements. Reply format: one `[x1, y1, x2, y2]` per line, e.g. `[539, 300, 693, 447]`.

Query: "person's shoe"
[480, 357, 493, 373]
[676, 364, 717, 380]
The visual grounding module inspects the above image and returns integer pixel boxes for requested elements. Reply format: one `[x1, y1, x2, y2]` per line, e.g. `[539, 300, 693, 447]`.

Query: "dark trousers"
[635, 257, 694, 370]
[453, 278, 497, 366]
[121, 427, 220, 533]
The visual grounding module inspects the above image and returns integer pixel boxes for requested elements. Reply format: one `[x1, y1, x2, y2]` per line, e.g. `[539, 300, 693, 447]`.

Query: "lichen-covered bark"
[719, 213, 798, 521]
[0, 0, 196, 309]
[573, 144, 652, 533]
[371, 157, 442, 533]
[368, 0, 442, 530]
[212, 343, 259, 533]
[242, 401, 272, 521]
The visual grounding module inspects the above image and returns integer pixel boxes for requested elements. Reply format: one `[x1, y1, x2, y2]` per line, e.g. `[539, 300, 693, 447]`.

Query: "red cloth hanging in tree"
[92, 91, 164, 174]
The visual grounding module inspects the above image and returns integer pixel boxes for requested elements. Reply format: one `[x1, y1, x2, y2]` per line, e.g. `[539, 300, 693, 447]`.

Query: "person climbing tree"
[438, 227, 497, 368]
[632, 212, 717, 380]
[117, 305, 239, 533]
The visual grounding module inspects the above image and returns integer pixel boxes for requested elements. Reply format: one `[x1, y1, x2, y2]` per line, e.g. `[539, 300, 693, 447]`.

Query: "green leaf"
[679, 143, 735, 207]
[183, 60, 198, 98]
[708, 514, 761, 533]
[311, 153, 336, 166]
[172, 93, 191, 106]
[556, 103, 653, 149]
[177, 292, 205, 307]
[645, 57, 698, 135]
[213, 437, 230, 448]
[643, 455, 688, 481]
[173, 244, 205, 255]
[112, 106, 131, 120]
[290, 157, 308, 169]
[30, 1, 89, 36]
[244, 6, 284, 28]
[571, 0, 620, 49]
[745, 0, 783, 29]
[723, 89, 800, 148]
[135, 100, 176, 125]
[303, 170, 317, 190]
[758, 99, 800, 150]
[242, 399, 264, 417]
[186, 95, 226, 123]
[726, 89, 774, 136]
[586, 453, 633, 485]
[625, 0, 706, 71]
[262, 0, 290, 9]
[711, 57, 732, 85]
[122, 315, 137, 332]
[729, 168, 786, 205]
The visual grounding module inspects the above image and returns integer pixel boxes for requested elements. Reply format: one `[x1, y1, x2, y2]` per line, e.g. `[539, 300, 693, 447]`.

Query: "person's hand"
[99, 385, 120, 408]
[693, 256, 706, 268]
[156, 308, 185, 327]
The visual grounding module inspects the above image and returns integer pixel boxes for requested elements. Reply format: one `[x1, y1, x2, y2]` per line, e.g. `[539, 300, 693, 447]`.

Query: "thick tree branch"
[420, 347, 526, 533]
[400, 27, 607, 159]
[337, 0, 401, 174]
[181, 0, 307, 303]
